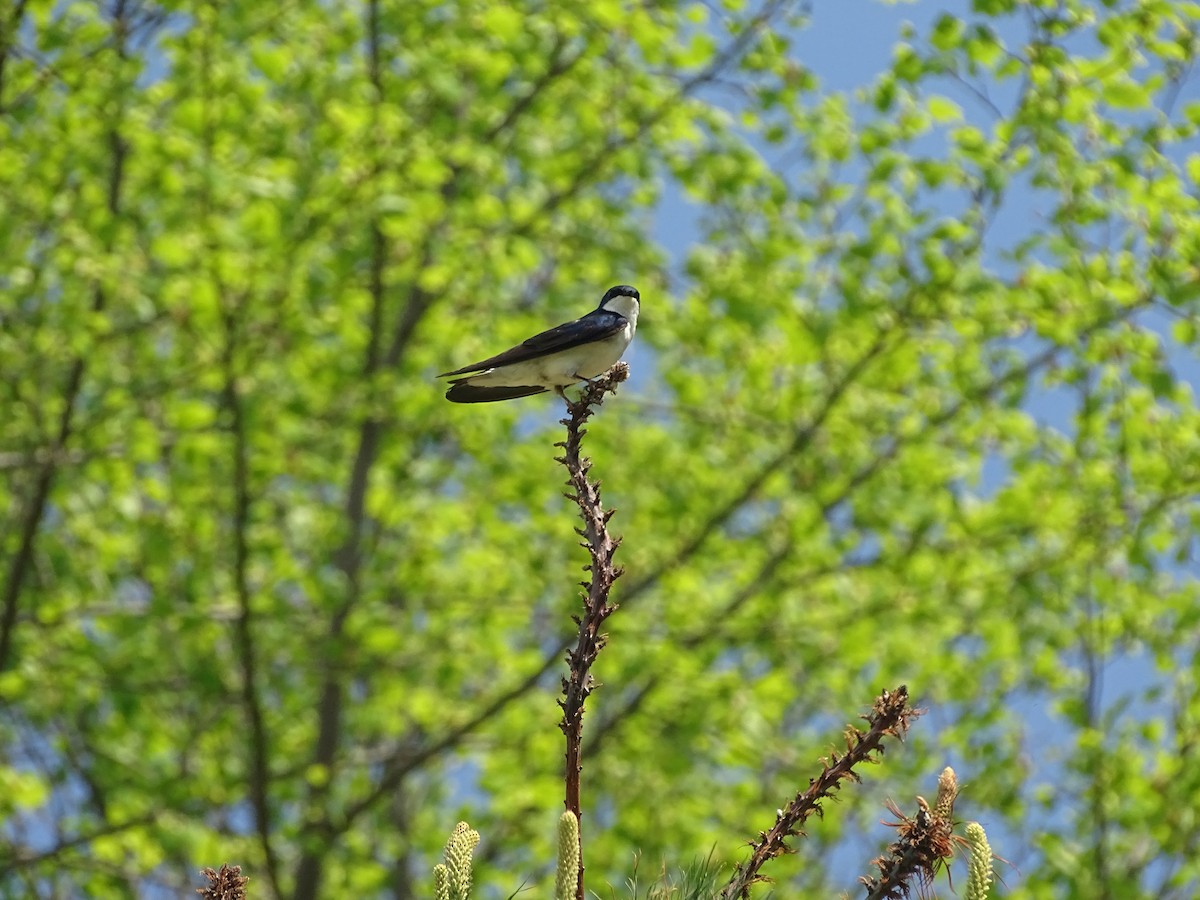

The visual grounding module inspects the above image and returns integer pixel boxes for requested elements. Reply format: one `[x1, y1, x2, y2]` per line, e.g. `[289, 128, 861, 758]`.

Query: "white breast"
[602, 295, 640, 334]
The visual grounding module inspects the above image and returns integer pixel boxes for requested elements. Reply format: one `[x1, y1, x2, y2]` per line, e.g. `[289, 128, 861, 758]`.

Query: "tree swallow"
[440, 285, 640, 403]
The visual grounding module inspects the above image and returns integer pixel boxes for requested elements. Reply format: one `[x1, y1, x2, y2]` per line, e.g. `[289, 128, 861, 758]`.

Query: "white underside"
[464, 323, 635, 389]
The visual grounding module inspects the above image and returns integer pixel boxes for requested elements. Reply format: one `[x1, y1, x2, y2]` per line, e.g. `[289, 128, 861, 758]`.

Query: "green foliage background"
[3, 0, 1200, 897]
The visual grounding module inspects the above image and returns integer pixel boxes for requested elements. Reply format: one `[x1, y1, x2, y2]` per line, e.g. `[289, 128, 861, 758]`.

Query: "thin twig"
[0, 814, 156, 869]
[554, 362, 630, 900]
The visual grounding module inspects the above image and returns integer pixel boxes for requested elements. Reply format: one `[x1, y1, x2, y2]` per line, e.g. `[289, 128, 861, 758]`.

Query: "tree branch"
[618, 322, 896, 610]
[509, 0, 794, 238]
[553, 363, 630, 900]
[189, 2, 281, 892]
[336, 641, 561, 832]
[222, 307, 281, 900]
[292, 4, 389, 897]
[0, 814, 156, 870]
[0, 0, 129, 673]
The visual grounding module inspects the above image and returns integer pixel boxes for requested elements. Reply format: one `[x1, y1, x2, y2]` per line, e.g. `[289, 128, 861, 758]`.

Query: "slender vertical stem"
[554, 363, 629, 900]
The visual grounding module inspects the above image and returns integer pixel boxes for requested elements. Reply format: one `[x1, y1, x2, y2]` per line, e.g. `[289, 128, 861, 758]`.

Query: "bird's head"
[599, 284, 640, 321]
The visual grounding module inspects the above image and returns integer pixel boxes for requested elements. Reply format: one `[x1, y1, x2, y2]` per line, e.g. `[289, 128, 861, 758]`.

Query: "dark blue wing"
[440, 309, 627, 377]
[445, 383, 549, 403]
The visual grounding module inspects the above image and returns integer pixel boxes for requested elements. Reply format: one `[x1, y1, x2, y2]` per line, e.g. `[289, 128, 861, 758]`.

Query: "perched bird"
[440, 285, 640, 403]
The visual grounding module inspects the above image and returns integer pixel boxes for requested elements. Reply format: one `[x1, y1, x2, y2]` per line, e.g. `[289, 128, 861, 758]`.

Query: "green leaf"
[1102, 78, 1151, 109]
[927, 94, 963, 123]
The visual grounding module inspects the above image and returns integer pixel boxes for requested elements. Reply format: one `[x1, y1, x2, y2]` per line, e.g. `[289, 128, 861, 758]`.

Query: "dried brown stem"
[718, 685, 921, 900]
[856, 767, 960, 900]
[554, 362, 630, 900]
[860, 791, 957, 900]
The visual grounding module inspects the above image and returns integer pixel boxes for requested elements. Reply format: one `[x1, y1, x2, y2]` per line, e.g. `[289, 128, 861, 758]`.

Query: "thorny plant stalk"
[718, 685, 921, 900]
[554, 362, 630, 900]
[861, 766, 969, 900]
[861, 799, 956, 900]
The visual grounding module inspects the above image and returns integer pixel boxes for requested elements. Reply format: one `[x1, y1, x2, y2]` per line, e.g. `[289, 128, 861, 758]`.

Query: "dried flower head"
[196, 864, 248, 900]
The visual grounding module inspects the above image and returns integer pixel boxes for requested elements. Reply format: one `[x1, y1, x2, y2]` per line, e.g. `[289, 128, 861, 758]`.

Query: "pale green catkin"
[555, 811, 581, 900]
[963, 822, 994, 900]
[443, 821, 481, 900]
[433, 864, 450, 900]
